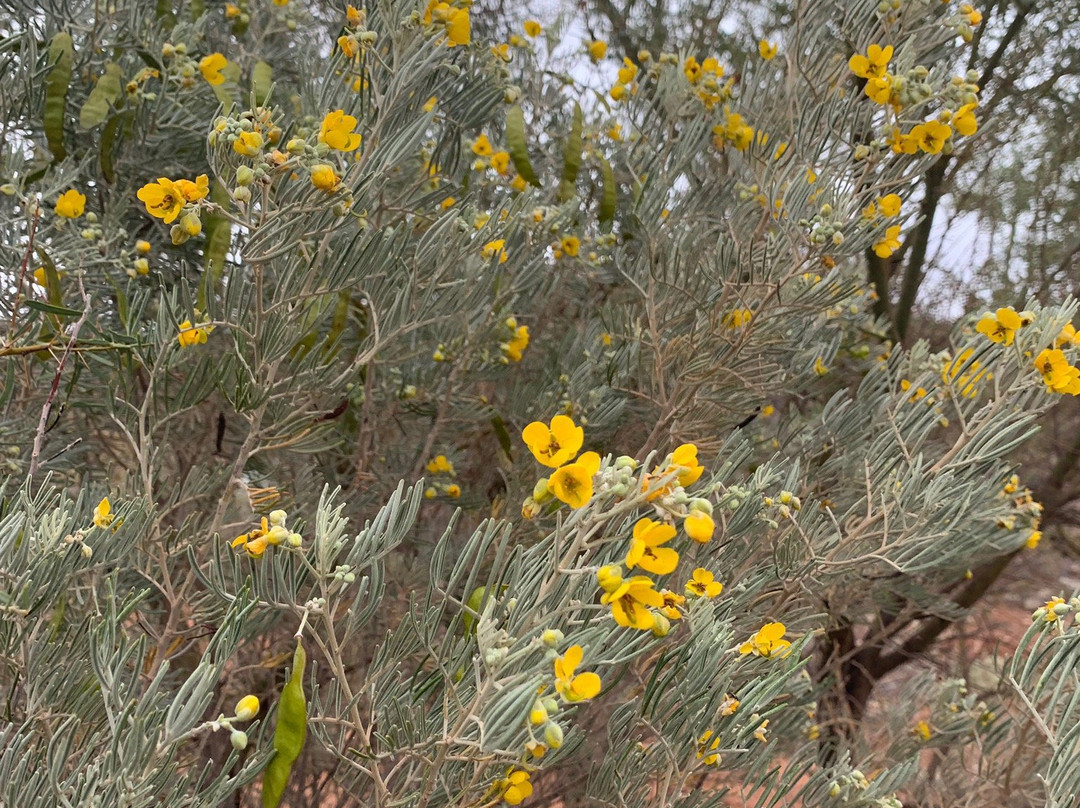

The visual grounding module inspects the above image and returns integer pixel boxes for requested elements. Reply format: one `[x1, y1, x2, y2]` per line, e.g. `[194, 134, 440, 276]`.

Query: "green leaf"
[154, 0, 177, 30]
[505, 105, 540, 187]
[557, 102, 583, 203]
[462, 586, 490, 637]
[200, 179, 232, 306]
[100, 111, 130, 184]
[79, 62, 124, 130]
[598, 157, 616, 231]
[23, 299, 83, 318]
[262, 640, 308, 808]
[44, 32, 74, 163]
[490, 415, 514, 463]
[252, 60, 273, 106]
[212, 61, 241, 110]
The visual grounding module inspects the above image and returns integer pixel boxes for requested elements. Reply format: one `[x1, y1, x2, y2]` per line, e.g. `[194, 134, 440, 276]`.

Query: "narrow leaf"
[252, 60, 273, 106]
[598, 157, 616, 231]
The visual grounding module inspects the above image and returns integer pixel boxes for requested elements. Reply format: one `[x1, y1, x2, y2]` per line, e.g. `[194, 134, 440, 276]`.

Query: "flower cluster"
[422, 0, 471, 47]
[521, 415, 598, 509]
[424, 454, 461, 499]
[137, 174, 210, 244]
[500, 317, 530, 363]
[231, 509, 303, 558]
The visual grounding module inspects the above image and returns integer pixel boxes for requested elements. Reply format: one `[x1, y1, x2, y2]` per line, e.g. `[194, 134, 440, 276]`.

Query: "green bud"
[543, 722, 564, 749]
[236, 165, 255, 186]
[229, 729, 248, 751]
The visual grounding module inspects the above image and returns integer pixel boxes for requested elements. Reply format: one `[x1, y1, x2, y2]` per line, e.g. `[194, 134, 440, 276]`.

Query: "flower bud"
[134, 258, 149, 275]
[529, 700, 548, 725]
[651, 613, 671, 637]
[269, 509, 287, 526]
[540, 628, 563, 648]
[266, 525, 289, 545]
[688, 498, 713, 516]
[235, 694, 260, 721]
[229, 729, 248, 751]
[287, 532, 302, 548]
[543, 721, 564, 749]
[236, 165, 255, 186]
[180, 212, 202, 237]
[135, 239, 151, 254]
[614, 455, 638, 470]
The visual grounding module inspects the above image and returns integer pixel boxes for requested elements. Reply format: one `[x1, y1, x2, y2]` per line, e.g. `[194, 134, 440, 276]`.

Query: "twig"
[28, 277, 92, 477]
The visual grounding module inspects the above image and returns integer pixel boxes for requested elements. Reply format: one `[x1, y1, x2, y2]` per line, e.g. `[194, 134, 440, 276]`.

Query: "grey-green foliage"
[2, 0, 1080, 806]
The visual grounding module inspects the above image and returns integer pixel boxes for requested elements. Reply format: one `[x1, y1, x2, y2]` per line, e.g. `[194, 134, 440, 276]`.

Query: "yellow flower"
[1034, 348, 1080, 395]
[310, 164, 340, 192]
[1055, 323, 1080, 348]
[346, 4, 363, 26]
[490, 150, 511, 175]
[724, 308, 753, 328]
[1041, 596, 1067, 621]
[864, 74, 892, 105]
[337, 34, 359, 58]
[426, 455, 455, 474]
[625, 517, 679, 575]
[554, 645, 602, 702]
[445, 7, 471, 46]
[233, 130, 264, 157]
[685, 568, 723, 598]
[173, 174, 209, 202]
[471, 133, 492, 156]
[878, 193, 901, 217]
[92, 497, 114, 529]
[975, 307, 1023, 345]
[758, 40, 777, 60]
[225, 3, 240, 18]
[231, 516, 271, 558]
[319, 110, 363, 152]
[670, 443, 704, 487]
[684, 511, 714, 543]
[444, 483, 461, 498]
[524, 19, 541, 37]
[54, 189, 86, 218]
[137, 178, 186, 223]
[497, 769, 532, 806]
[504, 324, 529, 362]
[587, 40, 607, 62]
[1026, 530, 1042, 549]
[813, 356, 829, 376]
[952, 103, 978, 136]
[753, 720, 770, 743]
[482, 239, 508, 264]
[960, 3, 982, 25]
[697, 731, 721, 766]
[659, 589, 685, 620]
[199, 52, 228, 86]
[848, 44, 892, 79]
[510, 174, 527, 192]
[599, 570, 664, 630]
[942, 348, 990, 397]
[738, 622, 791, 658]
[909, 120, 952, 154]
[560, 235, 580, 257]
[914, 720, 932, 740]
[521, 414, 584, 467]
[234, 695, 260, 721]
[177, 319, 213, 347]
[549, 451, 600, 508]
[873, 224, 902, 258]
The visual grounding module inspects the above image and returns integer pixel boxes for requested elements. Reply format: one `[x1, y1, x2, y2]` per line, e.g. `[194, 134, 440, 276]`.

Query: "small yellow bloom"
[878, 193, 902, 217]
[724, 308, 753, 328]
[670, 443, 704, 487]
[234, 695, 260, 721]
[471, 133, 493, 157]
[233, 130, 264, 157]
[524, 20, 541, 37]
[1034, 348, 1080, 395]
[548, 451, 600, 508]
[426, 455, 455, 474]
[504, 324, 529, 362]
[560, 235, 580, 257]
[587, 40, 607, 62]
[497, 769, 532, 806]
[864, 74, 892, 105]
[177, 319, 213, 347]
[873, 224, 902, 258]
[482, 239, 508, 264]
[1026, 530, 1042, 549]
[231, 516, 271, 558]
[310, 164, 340, 192]
[684, 511, 714, 543]
[739, 622, 791, 658]
[848, 44, 892, 79]
[909, 120, 952, 154]
[600, 571, 664, 630]
[137, 178, 186, 223]
[697, 730, 721, 766]
[225, 3, 240, 18]
[758, 40, 777, 60]
[319, 110, 363, 152]
[444, 483, 461, 498]
[521, 414, 584, 467]
[914, 720, 932, 740]
[975, 307, 1023, 345]
[54, 189, 86, 218]
[509, 174, 528, 192]
[625, 517, 679, 575]
[1055, 323, 1079, 348]
[198, 52, 228, 86]
[942, 348, 990, 397]
[445, 7, 470, 47]
[953, 103, 978, 136]
[92, 497, 114, 529]
[685, 568, 723, 598]
[753, 719, 769, 743]
[554, 645, 602, 702]
[813, 356, 829, 376]
[490, 150, 511, 175]
[1041, 596, 1067, 621]
[174, 174, 209, 203]
[659, 589, 685, 620]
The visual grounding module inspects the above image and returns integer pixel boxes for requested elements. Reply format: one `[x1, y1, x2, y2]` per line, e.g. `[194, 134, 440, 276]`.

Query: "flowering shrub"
[1, 1, 1079, 807]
